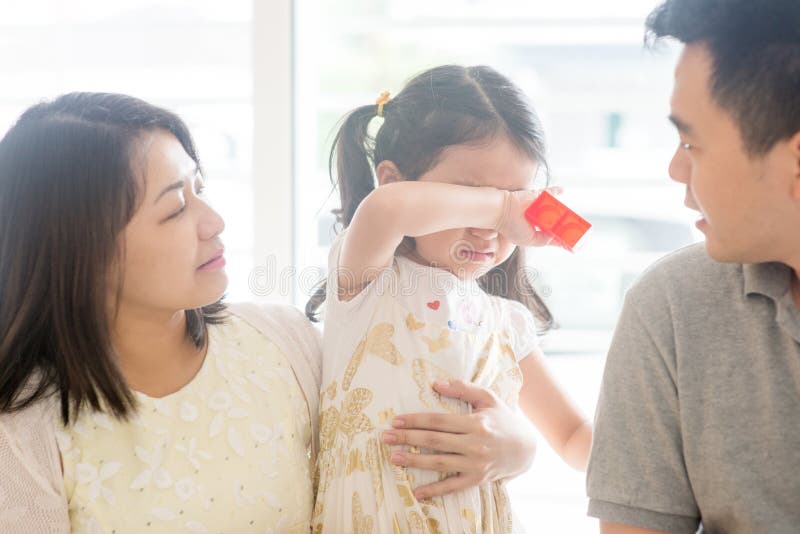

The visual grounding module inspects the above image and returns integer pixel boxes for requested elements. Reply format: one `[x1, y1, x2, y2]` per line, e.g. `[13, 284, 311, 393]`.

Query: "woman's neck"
[111, 306, 206, 398]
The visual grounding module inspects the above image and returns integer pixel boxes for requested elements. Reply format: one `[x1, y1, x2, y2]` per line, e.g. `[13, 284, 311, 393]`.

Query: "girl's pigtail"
[330, 104, 379, 227]
[306, 104, 379, 321]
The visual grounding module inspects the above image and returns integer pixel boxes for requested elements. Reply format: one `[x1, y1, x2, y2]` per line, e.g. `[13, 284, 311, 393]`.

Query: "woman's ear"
[376, 160, 405, 186]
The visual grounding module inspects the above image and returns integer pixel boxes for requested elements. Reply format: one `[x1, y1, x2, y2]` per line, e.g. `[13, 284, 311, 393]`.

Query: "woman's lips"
[198, 251, 226, 270]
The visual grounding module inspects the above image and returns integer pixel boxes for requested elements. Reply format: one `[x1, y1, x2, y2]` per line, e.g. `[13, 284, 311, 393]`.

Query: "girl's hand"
[497, 187, 563, 247]
[380, 380, 538, 500]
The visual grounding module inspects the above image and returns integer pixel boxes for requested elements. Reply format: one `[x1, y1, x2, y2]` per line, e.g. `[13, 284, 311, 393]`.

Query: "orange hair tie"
[375, 91, 391, 117]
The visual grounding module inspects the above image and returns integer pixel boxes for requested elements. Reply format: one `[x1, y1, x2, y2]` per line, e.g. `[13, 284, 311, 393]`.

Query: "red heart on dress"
[426, 300, 440, 311]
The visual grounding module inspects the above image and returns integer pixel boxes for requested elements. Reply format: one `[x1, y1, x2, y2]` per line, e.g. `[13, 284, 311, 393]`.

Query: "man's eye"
[681, 142, 694, 151]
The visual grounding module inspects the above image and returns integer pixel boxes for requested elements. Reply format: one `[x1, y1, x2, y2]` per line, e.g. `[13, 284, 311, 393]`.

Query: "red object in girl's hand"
[524, 191, 591, 251]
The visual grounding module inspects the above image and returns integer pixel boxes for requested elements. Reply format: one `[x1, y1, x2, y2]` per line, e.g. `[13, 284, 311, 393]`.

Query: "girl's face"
[114, 130, 227, 316]
[412, 136, 538, 280]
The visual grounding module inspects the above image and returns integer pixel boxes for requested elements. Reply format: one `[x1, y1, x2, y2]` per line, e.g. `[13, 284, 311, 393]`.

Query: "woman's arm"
[0, 410, 70, 532]
[339, 182, 541, 299]
[516, 349, 592, 471]
[380, 380, 537, 500]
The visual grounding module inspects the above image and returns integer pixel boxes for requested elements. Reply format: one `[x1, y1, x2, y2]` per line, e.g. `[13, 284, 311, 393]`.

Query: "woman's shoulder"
[225, 301, 323, 458]
[227, 300, 313, 327]
[0, 394, 58, 438]
[226, 302, 320, 380]
[227, 300, 320, 341]
[0, 379, 61, 436]
[226, 302, 321, 361]
[0, 395, 67, 521]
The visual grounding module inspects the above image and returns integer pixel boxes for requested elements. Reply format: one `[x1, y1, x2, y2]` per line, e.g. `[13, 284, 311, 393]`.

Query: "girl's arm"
[517, 349, 592, 471]
[338, 182, 539, 299]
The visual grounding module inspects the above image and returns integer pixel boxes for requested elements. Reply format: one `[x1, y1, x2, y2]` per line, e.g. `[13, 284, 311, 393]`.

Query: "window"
[0, 0, 256, 301]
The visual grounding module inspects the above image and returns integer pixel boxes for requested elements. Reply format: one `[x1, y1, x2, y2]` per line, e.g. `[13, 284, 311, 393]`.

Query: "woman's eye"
[680, 141, 694, 151]
[167, 205, 186, 220]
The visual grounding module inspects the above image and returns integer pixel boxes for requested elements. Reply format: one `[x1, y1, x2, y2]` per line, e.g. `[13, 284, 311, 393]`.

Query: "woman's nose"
[198, 203, 225, 240]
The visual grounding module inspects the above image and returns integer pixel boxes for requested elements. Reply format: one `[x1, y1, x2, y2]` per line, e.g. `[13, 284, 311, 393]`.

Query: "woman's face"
[115, 129, 227, 315]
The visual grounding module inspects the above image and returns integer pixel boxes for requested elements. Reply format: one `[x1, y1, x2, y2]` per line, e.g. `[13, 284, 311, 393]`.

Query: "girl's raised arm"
[338, 182, 544, 300]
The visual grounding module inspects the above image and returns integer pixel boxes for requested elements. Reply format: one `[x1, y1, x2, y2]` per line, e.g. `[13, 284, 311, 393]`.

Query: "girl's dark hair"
[306, 65, 554, 332]
[0, 92, 227, 425]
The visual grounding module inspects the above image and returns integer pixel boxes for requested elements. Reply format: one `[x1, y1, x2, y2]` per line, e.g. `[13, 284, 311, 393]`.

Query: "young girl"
[307, 65, 592, 533]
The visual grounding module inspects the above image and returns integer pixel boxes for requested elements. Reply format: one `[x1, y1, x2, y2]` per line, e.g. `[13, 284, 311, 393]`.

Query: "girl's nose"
[469, 227, 498, 240]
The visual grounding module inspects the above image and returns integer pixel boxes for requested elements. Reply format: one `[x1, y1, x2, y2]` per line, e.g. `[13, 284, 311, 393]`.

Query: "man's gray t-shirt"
[587, 244, 800, 533]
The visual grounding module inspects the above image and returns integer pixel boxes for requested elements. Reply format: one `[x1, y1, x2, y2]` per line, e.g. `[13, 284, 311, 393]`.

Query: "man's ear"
[376, 160, 405, 186]
[790, 131, 800, 200]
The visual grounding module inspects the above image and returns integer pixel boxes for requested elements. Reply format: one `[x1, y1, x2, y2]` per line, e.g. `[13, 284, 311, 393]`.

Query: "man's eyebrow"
[668, 114, 694, 135]
[153, 165, 199, 204]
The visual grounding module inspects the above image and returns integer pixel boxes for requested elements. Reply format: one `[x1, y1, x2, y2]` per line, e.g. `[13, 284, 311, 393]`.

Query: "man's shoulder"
[627, 242, 744, 309]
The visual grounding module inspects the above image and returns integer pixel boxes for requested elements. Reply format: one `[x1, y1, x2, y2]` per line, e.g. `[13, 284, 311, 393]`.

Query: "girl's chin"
[450, 264, 493, 280]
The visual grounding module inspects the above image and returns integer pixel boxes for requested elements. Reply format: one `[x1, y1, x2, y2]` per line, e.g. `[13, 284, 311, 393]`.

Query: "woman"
[0, 93, 537, 532]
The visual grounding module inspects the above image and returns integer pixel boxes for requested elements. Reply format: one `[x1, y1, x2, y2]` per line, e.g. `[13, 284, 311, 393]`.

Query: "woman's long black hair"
[0, 92, 226, 424]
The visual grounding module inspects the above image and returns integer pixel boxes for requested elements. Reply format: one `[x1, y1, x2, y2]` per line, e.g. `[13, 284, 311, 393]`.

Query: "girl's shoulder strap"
[226, 302, 322, 459]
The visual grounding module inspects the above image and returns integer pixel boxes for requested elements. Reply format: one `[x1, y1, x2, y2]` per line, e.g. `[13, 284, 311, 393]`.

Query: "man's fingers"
[389, 410, 471, 433]
[388, 450, 471, 474]
[432, 380, 498, 410]
[411, 474, 475, 501]
[381, 428, 464, 454]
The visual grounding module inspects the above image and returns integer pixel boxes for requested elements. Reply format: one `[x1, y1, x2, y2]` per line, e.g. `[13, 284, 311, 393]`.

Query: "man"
[587, 1, 800, 532]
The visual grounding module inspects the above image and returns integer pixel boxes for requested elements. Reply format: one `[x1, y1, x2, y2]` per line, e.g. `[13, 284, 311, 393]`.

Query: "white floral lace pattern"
[55, 315, 314, 533]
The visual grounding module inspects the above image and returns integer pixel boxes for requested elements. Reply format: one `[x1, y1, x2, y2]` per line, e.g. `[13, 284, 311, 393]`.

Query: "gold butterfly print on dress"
[378, 407, 398, 424]
[421, 328, 451, 353]
[347, 448, 366, 475]
[470, 334, 501, 382]
[319, 388, 374, 451]
[462, 508, 479, 534]
[321, 380, 338, 402]
[352, 491, 374, 534]
[407, 510, 444, 534]
[411, 359, 461, 413]
[343, 323, 403, 391]
[405, 313, 425, 331]
[366, 438, 385, 509]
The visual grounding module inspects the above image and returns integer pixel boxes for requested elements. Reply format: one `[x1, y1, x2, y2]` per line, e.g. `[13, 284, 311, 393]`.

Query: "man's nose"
[668, 146, 691, 185]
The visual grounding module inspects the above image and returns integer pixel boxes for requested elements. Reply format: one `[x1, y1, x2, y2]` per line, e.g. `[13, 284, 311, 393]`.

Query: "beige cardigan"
[0, 303, 322, 533]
